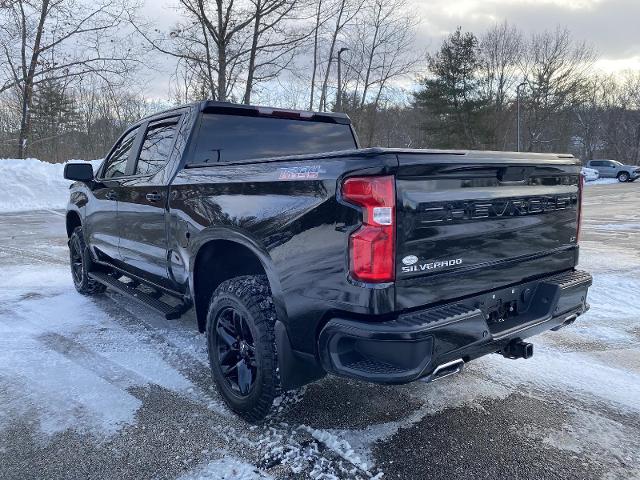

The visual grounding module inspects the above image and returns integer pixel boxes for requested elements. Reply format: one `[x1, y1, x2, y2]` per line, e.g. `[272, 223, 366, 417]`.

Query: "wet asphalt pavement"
[0, 183, 639, 480]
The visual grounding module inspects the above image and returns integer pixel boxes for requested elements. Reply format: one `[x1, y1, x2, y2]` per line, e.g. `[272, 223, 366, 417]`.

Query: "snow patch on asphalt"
[0, 158, 100, 213]
[179, 456, 273, 480]
[477, 346, 640, 413]
[301, 425, 370, 472]
[585, 178, 619, 185]
[336, 373, 513, 467]
[0, 263, 194, 436]
[592, 223, 640, 231]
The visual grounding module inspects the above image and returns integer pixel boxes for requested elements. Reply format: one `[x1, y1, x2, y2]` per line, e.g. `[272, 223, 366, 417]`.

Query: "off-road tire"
[206, 275, 281, 423]
[617, 171, 630, 182]
[69, 226, 106, 295]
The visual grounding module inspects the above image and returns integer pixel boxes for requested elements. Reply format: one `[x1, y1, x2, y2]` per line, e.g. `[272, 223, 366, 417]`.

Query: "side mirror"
[64, 163, 94, 182]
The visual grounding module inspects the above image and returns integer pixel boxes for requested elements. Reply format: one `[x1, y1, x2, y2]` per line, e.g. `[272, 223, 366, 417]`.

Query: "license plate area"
[479, 281, 554, 335]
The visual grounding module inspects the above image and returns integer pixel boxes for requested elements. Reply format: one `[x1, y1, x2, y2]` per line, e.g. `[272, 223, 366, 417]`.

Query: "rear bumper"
[318, 269, 592, 384]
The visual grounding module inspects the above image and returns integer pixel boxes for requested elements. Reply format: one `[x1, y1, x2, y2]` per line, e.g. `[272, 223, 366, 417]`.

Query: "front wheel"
[617, 172, 630, 182]
[206, 275, 281, 422]
[69, 226, 106, 295]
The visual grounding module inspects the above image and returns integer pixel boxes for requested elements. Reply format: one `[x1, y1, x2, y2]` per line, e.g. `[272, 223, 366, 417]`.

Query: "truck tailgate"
[394, 152, 581, 311]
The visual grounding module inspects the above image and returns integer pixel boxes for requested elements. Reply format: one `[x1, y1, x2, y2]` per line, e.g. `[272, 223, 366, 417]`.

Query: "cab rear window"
[189, 114, 356, 165]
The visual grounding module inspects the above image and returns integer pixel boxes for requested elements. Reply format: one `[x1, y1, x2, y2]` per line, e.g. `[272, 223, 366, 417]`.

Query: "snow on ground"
[0, 175, 638, 478]
[0, 264, 194, 436]
[0, 158, 101, 213]
[585, 178, 619, 185]
[179, 456, 273, 480]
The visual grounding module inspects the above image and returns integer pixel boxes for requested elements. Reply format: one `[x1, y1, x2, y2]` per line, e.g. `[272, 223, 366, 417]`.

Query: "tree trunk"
[216, 0, 227, 101]
[309, 0, 322, 110]
[243, 0, 262, 104]
[17, 0, 50, 158]
[319, 0, 346, 111]
[359, 1, 381, 109]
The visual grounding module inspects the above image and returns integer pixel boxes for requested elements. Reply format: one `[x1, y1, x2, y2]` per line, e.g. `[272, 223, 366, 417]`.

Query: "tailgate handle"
[498, 179, 527, 186]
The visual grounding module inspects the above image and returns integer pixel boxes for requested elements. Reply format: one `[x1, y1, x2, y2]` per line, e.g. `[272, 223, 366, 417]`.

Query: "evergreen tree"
[414, 27, 489, 149]
[30, 79, 81, 162]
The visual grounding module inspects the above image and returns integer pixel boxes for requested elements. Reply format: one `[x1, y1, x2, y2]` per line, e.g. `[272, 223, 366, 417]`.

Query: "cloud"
[140, 0, 640, 98]
[411, 0, 640, 61]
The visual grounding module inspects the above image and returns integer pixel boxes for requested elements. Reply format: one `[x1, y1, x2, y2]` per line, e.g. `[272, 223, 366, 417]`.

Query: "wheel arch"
[189, 232, 287, 333]
[66, 210, 82, 238]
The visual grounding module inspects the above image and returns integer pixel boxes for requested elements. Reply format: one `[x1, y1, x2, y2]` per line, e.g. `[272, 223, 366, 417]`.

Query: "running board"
[89, 272, 190, 320]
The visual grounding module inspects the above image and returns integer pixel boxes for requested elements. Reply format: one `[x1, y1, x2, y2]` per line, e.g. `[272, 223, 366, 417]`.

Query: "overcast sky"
[140, 0, 640, 99]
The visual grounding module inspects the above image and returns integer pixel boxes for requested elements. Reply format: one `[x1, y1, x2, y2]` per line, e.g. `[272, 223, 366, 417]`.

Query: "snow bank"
[0, 158, 100, 213]
[585, 178, 619, 185]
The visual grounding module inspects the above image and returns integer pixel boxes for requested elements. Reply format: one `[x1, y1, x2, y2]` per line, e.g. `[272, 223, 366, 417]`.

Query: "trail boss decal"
[279, 165, 325, 180]
[401, 257, 463, 273]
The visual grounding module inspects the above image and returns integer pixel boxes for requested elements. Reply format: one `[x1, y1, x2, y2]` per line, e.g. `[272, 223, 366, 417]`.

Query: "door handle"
[146, 192, 163, 202]
[105, 190, 118, 201]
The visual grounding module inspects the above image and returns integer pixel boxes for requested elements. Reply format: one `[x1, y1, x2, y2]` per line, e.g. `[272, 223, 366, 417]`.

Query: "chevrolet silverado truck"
[64, 101, 592, 422]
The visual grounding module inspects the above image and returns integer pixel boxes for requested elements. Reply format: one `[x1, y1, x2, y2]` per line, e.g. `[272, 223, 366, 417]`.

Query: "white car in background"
[581, 167, 600, 182]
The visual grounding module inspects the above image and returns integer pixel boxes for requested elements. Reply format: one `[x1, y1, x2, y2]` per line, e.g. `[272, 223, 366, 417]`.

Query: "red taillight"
[341, 175, 395, 283]
[577, 172, 584, 242]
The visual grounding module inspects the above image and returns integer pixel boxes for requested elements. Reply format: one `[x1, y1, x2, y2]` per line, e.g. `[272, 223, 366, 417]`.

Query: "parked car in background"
[585, 160, 640, 182]
[581, 167, 600, 182]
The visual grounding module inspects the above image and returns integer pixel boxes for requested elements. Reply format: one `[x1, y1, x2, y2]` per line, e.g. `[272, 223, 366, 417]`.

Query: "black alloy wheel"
[68, 226, 106, 295]
[214, 306, 258, 395]
[69, 235, 84, 285]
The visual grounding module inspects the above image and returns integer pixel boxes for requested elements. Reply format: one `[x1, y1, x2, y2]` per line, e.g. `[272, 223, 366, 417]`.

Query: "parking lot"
[0, 182, 639, 480]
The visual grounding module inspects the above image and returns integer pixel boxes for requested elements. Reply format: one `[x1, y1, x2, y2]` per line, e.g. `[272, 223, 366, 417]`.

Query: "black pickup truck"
[64, 101, 592, 422]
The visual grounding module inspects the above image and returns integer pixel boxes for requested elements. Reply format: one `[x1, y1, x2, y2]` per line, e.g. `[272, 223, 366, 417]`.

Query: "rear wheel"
[206, 275, 280, 422]
[617, 172, 630, 182]
[69, 226, 106, 295]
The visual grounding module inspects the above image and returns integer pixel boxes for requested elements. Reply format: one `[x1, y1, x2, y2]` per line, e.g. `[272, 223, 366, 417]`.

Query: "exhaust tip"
[422, 359, 465, 383]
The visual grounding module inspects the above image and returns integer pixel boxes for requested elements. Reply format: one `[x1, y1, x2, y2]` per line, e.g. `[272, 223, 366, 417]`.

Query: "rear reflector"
[577, 172, 584, 242]
[341, 175, 396, 283]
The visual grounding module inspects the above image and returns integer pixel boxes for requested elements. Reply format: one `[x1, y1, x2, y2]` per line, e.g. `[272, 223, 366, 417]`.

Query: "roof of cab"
[199, 101, 351, 124]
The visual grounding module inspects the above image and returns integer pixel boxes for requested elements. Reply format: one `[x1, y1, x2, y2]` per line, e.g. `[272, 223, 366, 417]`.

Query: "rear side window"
[189, 114, 356, 165]
[590, 161, 603, 167]
[102, 127, 139, 179]
[135, 118, 179, 176]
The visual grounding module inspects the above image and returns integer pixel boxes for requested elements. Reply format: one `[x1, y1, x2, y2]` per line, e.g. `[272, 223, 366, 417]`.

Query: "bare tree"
[308, 0, 326, 110]
[600, 72, 640, 164]
[520, 27, 595, 152]
[345, 0, 421, 144]
[0, 0, 140, 158]
[317, 0, 362, 111]
[137, 0, 304, 104]
[479, 21, 522, 148]
[242, 0, 307, 104]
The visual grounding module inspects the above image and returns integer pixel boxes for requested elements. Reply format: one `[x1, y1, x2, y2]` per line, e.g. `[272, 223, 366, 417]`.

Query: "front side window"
[135, 118, 179, 176]
[102, 128, 139, 179]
